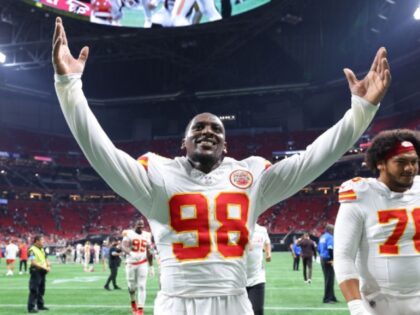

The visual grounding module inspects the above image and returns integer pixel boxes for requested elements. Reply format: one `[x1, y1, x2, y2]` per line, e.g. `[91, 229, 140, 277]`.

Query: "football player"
[5, 239, 19, 276]
[52, 17, 391, 315]
[83, 241, 94, 272]
[91, 0, 158, 28]
[335, 129, 420, 315]
[122, 220, 154, 315]
[152, 0, 201, 28]
[246, 223, 271, 315]
[171, 0, 220, 26]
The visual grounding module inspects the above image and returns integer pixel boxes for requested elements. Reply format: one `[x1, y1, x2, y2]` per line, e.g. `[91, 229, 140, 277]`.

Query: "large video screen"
[29, 0, 271, 28]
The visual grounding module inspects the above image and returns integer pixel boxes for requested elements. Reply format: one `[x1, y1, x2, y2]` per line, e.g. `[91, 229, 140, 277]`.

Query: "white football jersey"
[246, 224, 270, 287]
[335, 177, 420, 297]
[124, 230, 152, 263]
[5, 243, 19, 260]
[55, 74, 378, 297]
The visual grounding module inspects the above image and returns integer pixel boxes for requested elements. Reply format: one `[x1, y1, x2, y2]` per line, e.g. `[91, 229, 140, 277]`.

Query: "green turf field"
[0, 252, 348, 315]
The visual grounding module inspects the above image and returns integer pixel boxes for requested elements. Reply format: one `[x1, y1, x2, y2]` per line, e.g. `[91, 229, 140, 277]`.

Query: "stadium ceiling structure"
[0, 0, 419, 101]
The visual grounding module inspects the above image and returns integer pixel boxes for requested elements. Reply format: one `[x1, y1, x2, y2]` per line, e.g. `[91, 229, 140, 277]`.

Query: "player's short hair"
[325, 224, 334, 233]
[183, 112, 225, 137]
[33, 235, 43, 243]
[365, 129, 420, 172]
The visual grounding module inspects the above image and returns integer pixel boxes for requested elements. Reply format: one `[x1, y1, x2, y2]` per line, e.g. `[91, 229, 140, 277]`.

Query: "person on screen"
[91, 0, 158, 28]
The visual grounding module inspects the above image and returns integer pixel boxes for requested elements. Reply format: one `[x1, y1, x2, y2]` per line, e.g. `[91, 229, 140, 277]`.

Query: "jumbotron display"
[29, 0, 271, 28]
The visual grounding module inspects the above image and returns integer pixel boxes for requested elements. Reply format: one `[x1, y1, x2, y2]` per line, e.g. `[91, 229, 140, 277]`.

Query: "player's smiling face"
[182, 113, 227, 167]
[379, 151, 419, 192]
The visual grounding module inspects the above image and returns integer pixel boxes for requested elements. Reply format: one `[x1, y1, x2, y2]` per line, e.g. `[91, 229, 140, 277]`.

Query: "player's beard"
[386, 171, 415, 191]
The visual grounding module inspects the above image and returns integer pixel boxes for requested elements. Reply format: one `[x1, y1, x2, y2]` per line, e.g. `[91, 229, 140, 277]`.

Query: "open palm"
[52, 17, 89, 75]
[343, 47, 391, 105]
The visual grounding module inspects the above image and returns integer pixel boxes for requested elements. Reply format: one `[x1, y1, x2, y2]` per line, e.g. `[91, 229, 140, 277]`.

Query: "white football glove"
[148, 266, 155, 277]
[348, 300, 372, 315]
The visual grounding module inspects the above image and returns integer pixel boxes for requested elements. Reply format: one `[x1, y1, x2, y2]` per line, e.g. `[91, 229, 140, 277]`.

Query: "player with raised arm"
[52, 16, 390, 315]
[122, 219, 154, 315]
[335, 129, 420, 315]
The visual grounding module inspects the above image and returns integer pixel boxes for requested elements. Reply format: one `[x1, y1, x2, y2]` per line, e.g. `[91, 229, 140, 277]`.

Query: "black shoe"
[38, 306, 49, 311]
[114, 286, 122, 290]
[28, 310, 38, 314]
[323, 300, 337, 304]
[104, 285, 111, 291]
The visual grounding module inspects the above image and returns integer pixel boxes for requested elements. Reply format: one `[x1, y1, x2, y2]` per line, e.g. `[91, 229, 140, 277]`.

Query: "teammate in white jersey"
[52, 17, 390, 315]
[246, 224, 271, 315]
[335, 129, 420, 315]
[122, 219, 154, 315]
[5, 239, 19, 276]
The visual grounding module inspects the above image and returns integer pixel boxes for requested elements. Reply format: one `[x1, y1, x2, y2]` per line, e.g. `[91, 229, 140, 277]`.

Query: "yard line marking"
[0, 304, 348, 311]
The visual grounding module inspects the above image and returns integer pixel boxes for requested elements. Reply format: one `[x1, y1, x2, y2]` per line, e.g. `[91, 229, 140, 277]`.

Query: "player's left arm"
[254, 48, 390, 213]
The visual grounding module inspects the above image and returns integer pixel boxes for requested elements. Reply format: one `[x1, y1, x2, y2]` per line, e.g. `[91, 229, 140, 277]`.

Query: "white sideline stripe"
[0, 287, 315, 291]
[0, 304, 348, 311]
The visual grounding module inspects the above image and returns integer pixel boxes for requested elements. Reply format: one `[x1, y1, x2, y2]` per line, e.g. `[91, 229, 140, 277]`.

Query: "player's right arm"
[334, 180, 371, 315]
[52, 17, 153, 211]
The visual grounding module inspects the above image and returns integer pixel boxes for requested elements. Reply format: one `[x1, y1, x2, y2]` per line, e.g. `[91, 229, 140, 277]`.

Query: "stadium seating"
[1, 107, 414, 243]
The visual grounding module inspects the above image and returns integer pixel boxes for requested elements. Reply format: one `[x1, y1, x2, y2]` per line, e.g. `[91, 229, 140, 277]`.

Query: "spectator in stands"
[19, 239, 29, 275]
[290, 239, 301, 271]
[104, 237, 122, 290]
[297, 232, 317, 284]
[27, 235, 50, 313]
[318, 224, 337, 304]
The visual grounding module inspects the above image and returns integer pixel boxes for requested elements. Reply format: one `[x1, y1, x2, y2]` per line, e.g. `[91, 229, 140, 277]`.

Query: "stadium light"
[414, 6, 420, 20]
[0, 51, 5, 63]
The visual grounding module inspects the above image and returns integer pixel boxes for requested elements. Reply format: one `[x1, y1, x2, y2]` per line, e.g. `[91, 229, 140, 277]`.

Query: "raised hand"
[52, 17, 89, 75]
[343, 47, 391, 105]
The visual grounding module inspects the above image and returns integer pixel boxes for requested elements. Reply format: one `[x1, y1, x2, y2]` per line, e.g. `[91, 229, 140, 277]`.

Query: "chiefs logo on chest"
[229, 170, 253, 189]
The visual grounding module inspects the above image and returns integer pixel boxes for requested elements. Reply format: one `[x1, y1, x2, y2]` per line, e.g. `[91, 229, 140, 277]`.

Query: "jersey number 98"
[169, 192, 249, 261]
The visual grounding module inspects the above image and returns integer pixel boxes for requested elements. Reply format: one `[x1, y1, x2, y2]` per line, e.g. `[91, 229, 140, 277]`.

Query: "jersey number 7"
[169, 192, 249, 261]
[378, 208, 420, 255]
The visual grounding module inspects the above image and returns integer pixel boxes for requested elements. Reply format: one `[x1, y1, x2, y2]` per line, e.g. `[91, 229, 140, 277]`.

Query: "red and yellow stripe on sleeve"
[338, 189, 357, 201]
[264, 160, 272, 170]
[137, 155, 149, 171]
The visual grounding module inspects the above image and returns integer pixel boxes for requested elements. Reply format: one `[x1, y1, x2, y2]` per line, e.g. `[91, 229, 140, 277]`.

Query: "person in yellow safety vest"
[27, 235, 51, 313]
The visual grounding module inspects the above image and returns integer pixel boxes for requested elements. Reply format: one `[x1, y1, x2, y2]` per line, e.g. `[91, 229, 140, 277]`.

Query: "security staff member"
[28, 235, 50, 313]
[104, 237, 122, 290]
[318, 224, 338, 304]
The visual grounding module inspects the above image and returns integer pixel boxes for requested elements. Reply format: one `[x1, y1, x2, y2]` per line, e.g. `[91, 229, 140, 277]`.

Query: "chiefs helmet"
[91, 0, 113, 19]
